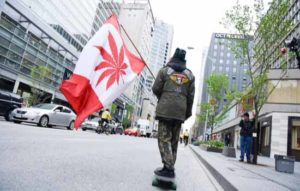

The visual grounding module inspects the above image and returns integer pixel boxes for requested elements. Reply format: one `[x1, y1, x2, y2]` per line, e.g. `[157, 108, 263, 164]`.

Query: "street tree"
[221, 0, 293, 164]
[198, 73, 233, 139]
[29, 65, 52, 106]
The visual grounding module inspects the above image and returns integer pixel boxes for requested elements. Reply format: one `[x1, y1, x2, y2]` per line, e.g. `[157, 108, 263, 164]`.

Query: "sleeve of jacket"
[186, 77, 195, 120]
[152, 69, 164, 98]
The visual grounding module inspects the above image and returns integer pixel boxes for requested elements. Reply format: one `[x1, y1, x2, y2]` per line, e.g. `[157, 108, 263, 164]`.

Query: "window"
[227, 53, 231, 57]
[62, 108, 71, 113]
[263, 126, 270, 146]
[226, 60, 230, 65]
[267, 80, 300, 104]
[214, 45, 218, 49]
[226, 67, 229, 72]
[26, 45, 37, 56]
[232, 76, 236, 80]
[219, 66, 223, 71]
[0, 27, 12, 39]
[8, 51, 21, 63]
[220, 59, 223, 64]
[220, 52, 224, 57]
[0, 46, 8, 56]
[0, 36, 10, 47]
[10, 44, 24, 55]
[291, 122, 300, 150]
[213, 51, 217, 56]
[233, 60, 237, 65]
[212, 65, 216, 71]
[233, 68, 237, 73]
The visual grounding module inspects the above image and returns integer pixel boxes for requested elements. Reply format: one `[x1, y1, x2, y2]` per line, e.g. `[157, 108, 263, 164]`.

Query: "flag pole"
[120, 24, 156, 80]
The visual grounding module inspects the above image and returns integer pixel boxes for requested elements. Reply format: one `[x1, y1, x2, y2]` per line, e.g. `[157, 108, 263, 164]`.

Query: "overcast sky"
[149, 0, 244, 130]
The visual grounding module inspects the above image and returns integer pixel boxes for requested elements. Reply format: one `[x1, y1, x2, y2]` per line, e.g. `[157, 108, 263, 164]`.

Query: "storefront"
[288, 117, 300, 161]
[258, 116, 272, 157]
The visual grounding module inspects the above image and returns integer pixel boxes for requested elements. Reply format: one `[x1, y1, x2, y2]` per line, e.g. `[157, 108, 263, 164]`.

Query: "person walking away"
[183, 129, 189, 146]
[179, 131, 183, 144]
[239, 112, 254, 163]
[152, 48, 195, 178]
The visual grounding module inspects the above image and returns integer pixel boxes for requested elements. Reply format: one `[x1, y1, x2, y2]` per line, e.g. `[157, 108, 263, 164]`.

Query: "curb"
[189, 145, 238, 191]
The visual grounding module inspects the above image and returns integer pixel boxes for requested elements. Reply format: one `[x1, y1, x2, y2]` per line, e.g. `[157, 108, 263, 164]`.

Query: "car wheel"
[39, 115, 49, 127]
[82, 128, 86, 131]
[68, 121, 74, 130]
[4, 110, 13, 121]
[13, 121, 21, 124]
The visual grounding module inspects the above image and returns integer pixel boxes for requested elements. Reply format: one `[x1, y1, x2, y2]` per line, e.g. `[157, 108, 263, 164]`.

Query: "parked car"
[11, 103, 75, 130]
[81, 117, 100, 131]
[0, 90, 23, 121]
[124, 127, 140, 136]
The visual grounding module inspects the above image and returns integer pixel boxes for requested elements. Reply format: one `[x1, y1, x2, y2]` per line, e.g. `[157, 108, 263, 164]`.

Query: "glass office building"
[0, 0, 120, 103]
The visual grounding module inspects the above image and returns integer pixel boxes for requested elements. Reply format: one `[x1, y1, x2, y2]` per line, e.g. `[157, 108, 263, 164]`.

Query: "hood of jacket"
[167, 58, 186, 72]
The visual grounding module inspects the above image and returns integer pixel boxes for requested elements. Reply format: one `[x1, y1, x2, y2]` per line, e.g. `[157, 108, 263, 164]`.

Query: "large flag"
[59, 14, 145, 129]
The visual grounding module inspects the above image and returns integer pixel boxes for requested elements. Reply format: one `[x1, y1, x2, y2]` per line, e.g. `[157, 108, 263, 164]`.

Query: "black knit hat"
[173, 48, 186, 62]
[243, 112, 249, 117]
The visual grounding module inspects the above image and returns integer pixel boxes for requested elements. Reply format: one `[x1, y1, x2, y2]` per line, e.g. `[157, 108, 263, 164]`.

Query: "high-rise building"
[118, 0, 155, 123]
[145, 19, 173, 92]
[195, 33, 251, 138]
[212, 1, 300, 161]
[0, 0, 121, 105]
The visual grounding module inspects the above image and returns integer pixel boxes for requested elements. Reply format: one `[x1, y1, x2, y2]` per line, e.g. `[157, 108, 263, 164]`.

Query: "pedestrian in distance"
[179, 131, 183, 144]
[152, 47, 195, 179]
[183, 129, 189, 146]
[239, 112, 254, 163]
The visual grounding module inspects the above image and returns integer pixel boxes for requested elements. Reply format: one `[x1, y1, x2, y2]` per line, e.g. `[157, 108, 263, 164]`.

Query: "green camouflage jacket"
[152, 61, 195, 122]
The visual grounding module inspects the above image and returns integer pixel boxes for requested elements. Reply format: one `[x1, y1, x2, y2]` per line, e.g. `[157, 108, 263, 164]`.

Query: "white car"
[81, 117, 100, 131]
[11, 103, 76, 130]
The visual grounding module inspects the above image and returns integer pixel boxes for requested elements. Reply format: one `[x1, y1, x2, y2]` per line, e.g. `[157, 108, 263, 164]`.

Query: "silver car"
[11, 103, 76, 130]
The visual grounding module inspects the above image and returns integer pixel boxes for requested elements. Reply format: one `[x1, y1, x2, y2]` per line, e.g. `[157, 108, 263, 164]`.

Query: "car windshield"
[32, 104, 56, 110]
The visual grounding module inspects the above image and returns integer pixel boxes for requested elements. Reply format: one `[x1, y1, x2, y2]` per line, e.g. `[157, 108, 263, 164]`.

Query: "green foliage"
[221, 0, 294, 123]
[122, 103, 134, 128]
[111, 103, 117, 113]
[28, 66, 52, 106]
[194, 140, 225, 148]
[197, 73, 232, 129]
[206, 73, 229, 102]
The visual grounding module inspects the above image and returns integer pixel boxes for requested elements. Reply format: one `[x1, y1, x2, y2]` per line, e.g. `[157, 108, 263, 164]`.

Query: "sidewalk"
[190, 145, 300, 191]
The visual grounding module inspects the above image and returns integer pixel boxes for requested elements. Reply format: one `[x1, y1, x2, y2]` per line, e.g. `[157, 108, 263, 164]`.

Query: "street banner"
[59, 14, 145, 129]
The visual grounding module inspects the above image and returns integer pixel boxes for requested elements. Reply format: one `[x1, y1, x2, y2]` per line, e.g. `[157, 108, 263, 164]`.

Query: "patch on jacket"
[170, 73, 189, 85]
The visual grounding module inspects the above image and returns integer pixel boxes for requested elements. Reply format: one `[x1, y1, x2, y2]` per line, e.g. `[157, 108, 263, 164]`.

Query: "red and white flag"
[59, 14, 145, 129]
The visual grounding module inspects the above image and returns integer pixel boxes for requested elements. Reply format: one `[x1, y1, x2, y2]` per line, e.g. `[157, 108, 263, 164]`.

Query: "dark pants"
[158, 120, 181, 170]
[183, 136, 188, 146]
[240, 135, 252, 160]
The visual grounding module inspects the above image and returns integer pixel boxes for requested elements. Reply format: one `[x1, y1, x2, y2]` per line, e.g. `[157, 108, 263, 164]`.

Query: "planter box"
[200, 144, 223, 153]
[222, 146, 236, 158]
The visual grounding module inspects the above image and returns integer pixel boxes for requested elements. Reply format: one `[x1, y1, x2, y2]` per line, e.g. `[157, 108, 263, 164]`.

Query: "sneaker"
[247, 160, 251, 164]
[154, 166, 175, 178]
[239, 159, 244, 162]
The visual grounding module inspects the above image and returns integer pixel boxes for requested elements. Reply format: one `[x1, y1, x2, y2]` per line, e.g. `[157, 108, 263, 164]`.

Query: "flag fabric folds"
[59, 14, 145, 129]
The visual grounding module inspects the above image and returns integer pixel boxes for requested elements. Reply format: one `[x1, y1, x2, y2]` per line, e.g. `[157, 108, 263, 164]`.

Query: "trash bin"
[274, 155, 295, 173]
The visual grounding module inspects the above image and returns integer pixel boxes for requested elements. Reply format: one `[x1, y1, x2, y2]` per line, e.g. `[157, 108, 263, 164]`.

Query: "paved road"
[0, 119, 222, 191]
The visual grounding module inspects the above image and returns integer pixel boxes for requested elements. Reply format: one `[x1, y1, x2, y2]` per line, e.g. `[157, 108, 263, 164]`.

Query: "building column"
[13, 79, 20, 94]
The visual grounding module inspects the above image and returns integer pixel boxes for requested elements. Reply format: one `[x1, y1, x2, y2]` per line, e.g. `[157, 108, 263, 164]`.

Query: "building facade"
[145, 19, 173, 92]
[118, 0, 155, 124]
[212, 0, 300, 161]
[0, 0, 123, 111]
[195, 33, 251, 138]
